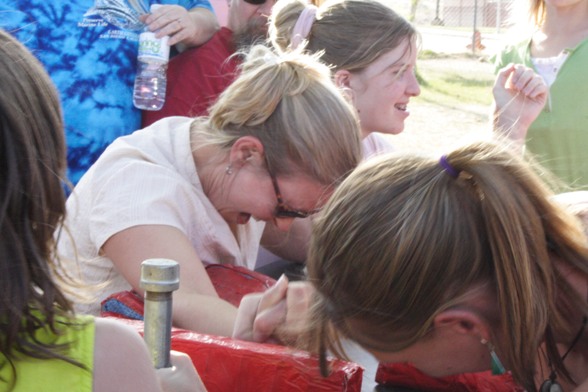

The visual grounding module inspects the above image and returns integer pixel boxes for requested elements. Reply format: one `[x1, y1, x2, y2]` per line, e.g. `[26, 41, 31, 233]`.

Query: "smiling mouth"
[395, 103, 407, 111]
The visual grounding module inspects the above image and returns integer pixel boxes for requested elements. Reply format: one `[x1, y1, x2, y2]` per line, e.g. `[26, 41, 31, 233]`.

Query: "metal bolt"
[140, 258, 180, 368]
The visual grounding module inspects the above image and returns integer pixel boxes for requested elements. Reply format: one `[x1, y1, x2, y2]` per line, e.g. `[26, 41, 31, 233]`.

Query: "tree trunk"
[409, 0, 420, 22]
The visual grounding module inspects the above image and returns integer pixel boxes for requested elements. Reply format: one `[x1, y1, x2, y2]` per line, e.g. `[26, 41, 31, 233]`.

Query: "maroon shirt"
[142, 27, 239, 126]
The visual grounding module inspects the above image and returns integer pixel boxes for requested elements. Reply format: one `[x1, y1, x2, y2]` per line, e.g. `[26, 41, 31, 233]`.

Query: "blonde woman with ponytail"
[305, 141, 588, 391]
[58, 45, 362, 341]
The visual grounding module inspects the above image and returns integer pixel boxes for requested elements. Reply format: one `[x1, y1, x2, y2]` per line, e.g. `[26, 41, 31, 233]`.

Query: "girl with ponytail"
[305, 142, 588, 391]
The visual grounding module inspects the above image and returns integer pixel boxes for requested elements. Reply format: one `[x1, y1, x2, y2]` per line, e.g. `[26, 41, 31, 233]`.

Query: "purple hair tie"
[439, 155, 459, 178]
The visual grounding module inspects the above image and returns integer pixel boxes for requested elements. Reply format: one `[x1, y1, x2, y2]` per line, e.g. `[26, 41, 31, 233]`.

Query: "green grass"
[414, 51, 495, 109]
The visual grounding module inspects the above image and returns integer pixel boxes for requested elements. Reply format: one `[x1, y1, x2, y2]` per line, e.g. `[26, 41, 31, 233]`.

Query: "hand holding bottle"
[140, 5, 201, 47]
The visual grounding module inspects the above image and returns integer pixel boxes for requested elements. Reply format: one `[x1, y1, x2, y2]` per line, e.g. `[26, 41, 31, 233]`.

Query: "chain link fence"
[379, 0, 518, 55]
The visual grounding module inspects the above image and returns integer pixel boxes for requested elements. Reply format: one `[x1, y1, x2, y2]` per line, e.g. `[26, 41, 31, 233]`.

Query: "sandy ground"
[382, 24, 506, 155]
[386, 55, 496, 155]
[391, 95, 494, 155]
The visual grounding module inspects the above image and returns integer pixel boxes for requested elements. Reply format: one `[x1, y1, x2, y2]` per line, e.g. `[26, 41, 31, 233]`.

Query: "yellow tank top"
[0, 314, 95, 391]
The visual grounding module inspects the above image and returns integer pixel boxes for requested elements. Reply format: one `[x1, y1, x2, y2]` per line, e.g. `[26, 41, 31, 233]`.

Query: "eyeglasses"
[265, 162, 318, 219]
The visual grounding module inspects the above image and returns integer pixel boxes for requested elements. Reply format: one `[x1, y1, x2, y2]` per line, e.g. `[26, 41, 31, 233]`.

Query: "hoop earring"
[481, 338, 506, 375]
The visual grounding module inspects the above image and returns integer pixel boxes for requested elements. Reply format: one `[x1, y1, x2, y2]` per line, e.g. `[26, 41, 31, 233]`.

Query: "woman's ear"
[334, 69, 357, 106]
[334, 69, 352, 89]
[229, 136, 265, 167]
[433, 309, 491, 342]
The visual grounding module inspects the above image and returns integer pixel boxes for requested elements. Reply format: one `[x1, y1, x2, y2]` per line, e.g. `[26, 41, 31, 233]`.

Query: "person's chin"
[387, 125, 405, 135]
[376, 120, 404, 135]
[388, 111, 409, 134]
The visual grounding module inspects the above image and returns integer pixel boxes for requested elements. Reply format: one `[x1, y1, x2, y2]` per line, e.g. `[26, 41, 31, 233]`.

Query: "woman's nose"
[408, 72, 421, 97]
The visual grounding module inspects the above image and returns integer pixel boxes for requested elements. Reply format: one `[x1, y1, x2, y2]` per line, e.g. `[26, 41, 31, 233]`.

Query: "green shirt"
[494, 36, 588, 189]
[0, 314, 95, 391]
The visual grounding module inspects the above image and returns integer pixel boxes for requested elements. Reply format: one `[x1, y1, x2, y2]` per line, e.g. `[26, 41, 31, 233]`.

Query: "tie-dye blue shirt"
[0, 0, 211, 184]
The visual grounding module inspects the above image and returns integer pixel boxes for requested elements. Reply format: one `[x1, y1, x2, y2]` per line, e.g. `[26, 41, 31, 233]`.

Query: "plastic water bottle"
[133, 4, 170, 111]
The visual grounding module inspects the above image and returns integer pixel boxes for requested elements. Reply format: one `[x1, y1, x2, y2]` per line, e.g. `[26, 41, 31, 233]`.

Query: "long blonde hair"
[529, 0, 546, 28]
[306, 141, 588, 391]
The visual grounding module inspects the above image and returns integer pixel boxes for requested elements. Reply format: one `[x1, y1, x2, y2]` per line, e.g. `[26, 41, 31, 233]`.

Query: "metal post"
[432, 0, 443, 25]
[496, 0, 501, 34]
[472, 0, 479, 54]
[140, 258, 180, 369]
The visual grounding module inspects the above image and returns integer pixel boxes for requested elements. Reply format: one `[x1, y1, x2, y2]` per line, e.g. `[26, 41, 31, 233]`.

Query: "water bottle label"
[138, 32, 170, 62]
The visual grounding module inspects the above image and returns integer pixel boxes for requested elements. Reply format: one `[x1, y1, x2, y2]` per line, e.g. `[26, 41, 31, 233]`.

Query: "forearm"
[172, 292, 237, 336]
[102, 225, 237, 336]
[179, 8, 219, 49]
[491, 102, 528, 149]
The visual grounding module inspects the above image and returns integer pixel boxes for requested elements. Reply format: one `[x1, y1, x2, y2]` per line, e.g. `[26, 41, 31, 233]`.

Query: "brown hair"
[269, 0, 418, 73]
[306, 141, 588, 391]
[0, 29, 84, 387]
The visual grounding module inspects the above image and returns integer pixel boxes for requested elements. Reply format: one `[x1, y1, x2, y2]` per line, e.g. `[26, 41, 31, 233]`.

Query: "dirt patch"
[387, 54, 496, 155]
[392, 101, 492, 154]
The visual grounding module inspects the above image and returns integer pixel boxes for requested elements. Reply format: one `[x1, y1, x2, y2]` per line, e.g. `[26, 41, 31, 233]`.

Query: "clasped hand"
[232, 275, 314, 345]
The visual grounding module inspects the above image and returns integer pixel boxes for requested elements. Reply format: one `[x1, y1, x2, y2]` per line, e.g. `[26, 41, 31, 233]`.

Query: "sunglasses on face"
[265, 160, 318, 219]
[243, 0, 267, 4]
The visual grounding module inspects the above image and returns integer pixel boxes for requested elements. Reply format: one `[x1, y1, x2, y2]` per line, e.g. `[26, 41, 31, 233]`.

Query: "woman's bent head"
[203, 44, 362, 189]
[306, 141, 588, 390]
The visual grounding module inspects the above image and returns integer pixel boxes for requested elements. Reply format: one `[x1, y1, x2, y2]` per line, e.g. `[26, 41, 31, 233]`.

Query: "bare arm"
[492, 63, 548, 148]
[102, 225, 237, 336]
[156, 352, 207, 392]
[141, 5, 219, 49]
[93, 317, 162, 392]
[93, 318, 206, 392]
